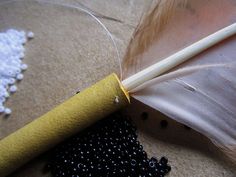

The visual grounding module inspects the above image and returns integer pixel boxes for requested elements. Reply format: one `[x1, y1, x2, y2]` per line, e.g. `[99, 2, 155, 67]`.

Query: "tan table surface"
[0, 0, 235, 176]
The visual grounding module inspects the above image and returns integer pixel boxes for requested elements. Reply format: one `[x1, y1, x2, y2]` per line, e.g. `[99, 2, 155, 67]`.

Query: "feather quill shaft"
[122, 23, 236, 91]
[130, 63, 236, 93]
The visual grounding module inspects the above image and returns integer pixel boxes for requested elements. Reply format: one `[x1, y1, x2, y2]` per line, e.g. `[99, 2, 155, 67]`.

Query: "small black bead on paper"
[47, 112, 171, 177]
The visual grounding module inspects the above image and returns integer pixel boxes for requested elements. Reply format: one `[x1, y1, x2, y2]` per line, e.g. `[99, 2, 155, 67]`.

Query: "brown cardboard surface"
[0, 0, 235, 176]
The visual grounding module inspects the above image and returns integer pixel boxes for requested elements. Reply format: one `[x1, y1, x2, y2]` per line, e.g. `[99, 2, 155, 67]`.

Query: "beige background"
[0, 0, 235, 176]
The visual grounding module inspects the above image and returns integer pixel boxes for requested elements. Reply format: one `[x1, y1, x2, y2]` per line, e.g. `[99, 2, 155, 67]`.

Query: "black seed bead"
[150, 157, 158, 163]
[160, 120, 168, 128]
[131, 159, 137, 166]
[157, 162, 164, 169]
[149, 161, 155, 168]
[141, 112, 149, 120]
[165, 165, 171, 173]
[160, 168, 166, 175]
[160, 157, 168, 165]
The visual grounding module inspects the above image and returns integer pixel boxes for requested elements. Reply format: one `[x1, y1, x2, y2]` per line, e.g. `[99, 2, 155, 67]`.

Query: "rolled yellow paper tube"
[0, 73, 130, 177]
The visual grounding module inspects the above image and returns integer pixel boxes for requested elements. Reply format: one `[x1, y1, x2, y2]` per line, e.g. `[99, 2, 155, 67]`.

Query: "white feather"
[131, 35, 236, 159]
[122, 0, 236, 160]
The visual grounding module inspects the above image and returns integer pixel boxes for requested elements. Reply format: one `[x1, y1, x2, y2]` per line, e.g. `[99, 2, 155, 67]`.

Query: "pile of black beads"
[47, 112, 171, 177]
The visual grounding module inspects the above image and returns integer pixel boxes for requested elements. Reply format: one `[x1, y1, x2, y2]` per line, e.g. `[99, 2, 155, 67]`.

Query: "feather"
[122, 0, 236, 161]
[122, 0, 187, 78]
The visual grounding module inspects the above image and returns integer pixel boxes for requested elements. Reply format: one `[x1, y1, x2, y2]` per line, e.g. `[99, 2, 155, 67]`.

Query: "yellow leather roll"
[0, 73, 130, 177]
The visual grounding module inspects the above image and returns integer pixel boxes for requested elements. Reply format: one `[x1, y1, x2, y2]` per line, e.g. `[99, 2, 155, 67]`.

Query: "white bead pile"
[0, 29, 34, 115]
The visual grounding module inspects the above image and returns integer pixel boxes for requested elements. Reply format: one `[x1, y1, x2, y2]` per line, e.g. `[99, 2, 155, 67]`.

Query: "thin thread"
[0, 0, 123, 79]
